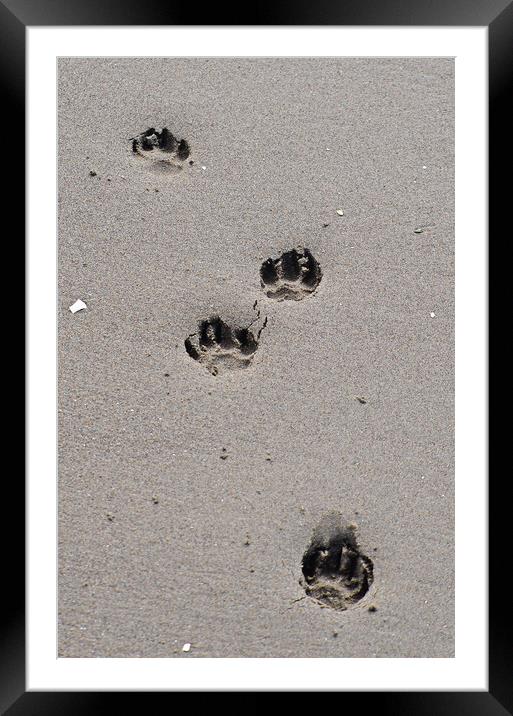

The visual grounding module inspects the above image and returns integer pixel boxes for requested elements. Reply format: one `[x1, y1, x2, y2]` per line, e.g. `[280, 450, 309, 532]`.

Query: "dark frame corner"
[5, 0, 504, 712]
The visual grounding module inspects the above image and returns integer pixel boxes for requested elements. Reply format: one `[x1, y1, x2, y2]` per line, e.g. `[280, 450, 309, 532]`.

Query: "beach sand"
[58, 58, 454, 658]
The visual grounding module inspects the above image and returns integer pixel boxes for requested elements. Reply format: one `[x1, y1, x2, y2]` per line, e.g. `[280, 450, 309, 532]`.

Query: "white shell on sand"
[69, 299, 87, 314]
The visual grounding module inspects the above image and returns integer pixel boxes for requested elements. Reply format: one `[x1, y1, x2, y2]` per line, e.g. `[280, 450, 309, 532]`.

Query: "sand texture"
[58, 58, 454, 658]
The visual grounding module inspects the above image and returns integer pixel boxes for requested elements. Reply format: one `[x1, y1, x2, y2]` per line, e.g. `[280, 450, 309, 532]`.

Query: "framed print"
[2, 0, 503, 710]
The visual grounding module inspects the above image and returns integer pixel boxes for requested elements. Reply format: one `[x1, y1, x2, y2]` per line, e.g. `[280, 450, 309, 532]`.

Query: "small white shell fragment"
[430, 312, 436, 318]
[182, 643, 191, 652]
[69, 299, 87, 314]
[336, 209, 344, 216]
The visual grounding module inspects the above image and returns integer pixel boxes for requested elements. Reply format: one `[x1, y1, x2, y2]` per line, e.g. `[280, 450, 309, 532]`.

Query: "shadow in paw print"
[185, 316, 259, 376]
[130, 127, 190, 174]
[301, 513, 374, 611]
[260, 248, 322, 300]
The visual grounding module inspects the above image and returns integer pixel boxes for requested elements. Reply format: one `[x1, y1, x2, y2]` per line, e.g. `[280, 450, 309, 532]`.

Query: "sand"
[58, 58, 454, 658]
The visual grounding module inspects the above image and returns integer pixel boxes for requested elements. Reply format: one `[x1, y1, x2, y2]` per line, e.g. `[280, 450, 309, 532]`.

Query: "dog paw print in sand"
[301, 513, 374, 611]
[260, 248, 322, 300]
[185, 316, 263, 376]
[130, 127, 190, 174]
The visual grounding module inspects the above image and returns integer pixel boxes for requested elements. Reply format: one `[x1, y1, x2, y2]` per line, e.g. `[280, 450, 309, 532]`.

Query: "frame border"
[5, 0, 502, 711]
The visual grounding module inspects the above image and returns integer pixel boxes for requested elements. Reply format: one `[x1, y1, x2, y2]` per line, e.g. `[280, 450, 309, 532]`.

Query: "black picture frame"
[4, 0, 502, 711]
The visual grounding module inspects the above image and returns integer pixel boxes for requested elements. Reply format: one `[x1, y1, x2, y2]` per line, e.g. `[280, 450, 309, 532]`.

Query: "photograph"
[0, 0, 498, 703]
[57, 56, 455, 659]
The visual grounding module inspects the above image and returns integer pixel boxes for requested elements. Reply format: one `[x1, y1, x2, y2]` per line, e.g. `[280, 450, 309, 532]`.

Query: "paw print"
[130, 127, 190, 167]
[301, 514, 374, 611]
[260, 247, 322, 300]
[185, 317, 259, 376]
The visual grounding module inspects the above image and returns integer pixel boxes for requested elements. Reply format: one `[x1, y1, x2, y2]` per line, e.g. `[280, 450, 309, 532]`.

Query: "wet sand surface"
[58, 58, 454, 657]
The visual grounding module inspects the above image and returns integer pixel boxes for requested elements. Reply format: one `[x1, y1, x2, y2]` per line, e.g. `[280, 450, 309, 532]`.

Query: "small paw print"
[130, 127, 190, 168]
[301, 513, 374, 611]
[185, 317, 259, 375]
[260, 248, 322, 300]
